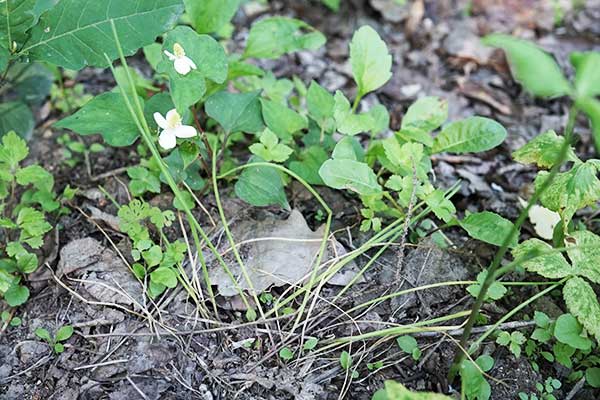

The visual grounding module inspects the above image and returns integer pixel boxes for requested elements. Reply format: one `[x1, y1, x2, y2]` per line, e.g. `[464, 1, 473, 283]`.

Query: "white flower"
[164, 43, 197, 76]
[153, 109, 197, 150]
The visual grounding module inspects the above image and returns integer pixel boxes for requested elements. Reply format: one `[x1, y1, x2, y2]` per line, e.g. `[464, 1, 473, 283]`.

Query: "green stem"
[450, 105, 579, 377]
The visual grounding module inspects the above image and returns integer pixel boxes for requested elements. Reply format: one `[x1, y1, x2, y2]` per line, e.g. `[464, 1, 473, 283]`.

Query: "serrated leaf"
[205, 90, 264, 134]
[55, 92, 142, 147]
[512, 239, 572, 279]
[402, 96, 448, 133]
[184, 0, 241, 34]
[350, 25, 392, 97]
[24, 0, 184, 70]
[563, 277, 600, 342]
[158, 26, 228, 113]
[0, 101, 35, 140]
[459, 211, 518, 248]
[15, 164, 54, 192]
[424, 189, 456, 223]
[319, 159, 381, 195]
[0, 130, 28, 169]
[244, 17, 325, 59]
[566, 230, 600, 284]
[482, 34, 571, 98]
[17, 207, 52, 248]
[536, 160, 600, 226]
[512, 130, 578, 168]
[432, 116, 506, 154]
[234, 157, 288, 208]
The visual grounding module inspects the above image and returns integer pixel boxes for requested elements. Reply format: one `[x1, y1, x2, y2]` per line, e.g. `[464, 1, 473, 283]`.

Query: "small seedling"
[1, 311, 21, 327]
[397, 335, 421, 361]
[278, 347, 294, 361]
[496, 330, 527, 358]
[35, 325, 74, 354]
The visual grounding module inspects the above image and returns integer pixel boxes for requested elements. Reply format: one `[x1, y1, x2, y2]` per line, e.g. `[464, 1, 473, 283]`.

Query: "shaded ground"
[2, 0, 600, 399]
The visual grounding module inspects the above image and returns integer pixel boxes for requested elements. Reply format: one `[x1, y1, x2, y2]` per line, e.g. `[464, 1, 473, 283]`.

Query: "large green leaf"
[319, 159, 381, 195]
[432, 116, 506, 154]
[0, 101, 34, 139]
[350, 25, 392, 97]
[307, 81, 335, 132]
[571, 51, 600, 99]
[205, 90, 264, 134]
[512, 239, 572, 279]
[553, 312, 593, 350]
[244, 17, 325, 60]
[482, 34, 571, 98]
[512, 130, 578, 169]
[0, 45, 9, 73]
[563, 277, 600, 342]
[23, 0, 184, 69]
[566, 230, 600, 284]
[459, 211, 518, 248]
[158, 26, 228, 113]
[260, 98, 307, 141]
[184, 0, 240, 34]
[54, 92, 141, 147]
[234, 157, 288, 208]
[0, 0, 37, 46]
[288, 146, 328, 185]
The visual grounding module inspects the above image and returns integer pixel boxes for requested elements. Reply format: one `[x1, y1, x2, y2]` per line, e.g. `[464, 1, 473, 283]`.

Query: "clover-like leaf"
[249, 129, 293, 163]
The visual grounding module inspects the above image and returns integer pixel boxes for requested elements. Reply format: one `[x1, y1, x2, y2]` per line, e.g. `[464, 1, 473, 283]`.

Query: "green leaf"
[512, 130, 577, 168]
[0, 101, 35, 140]
[566, 230, 600, 284]
[184, 0, 241, 34]
[482, 34, 571, 98]
[333, 91, 381, 135]
[349, 25, 392, 97]
[378, 381, 453, 400]
[383, 139, 425, 178]
[570, 51, 600, 98]
[339, 350, 352, 370]
[303, 337, 318, 351]
[205, 90, 264, 134]
[332, 136, 362, 161]
[432, 116, 506, 154]
[17, 207, 52, 248]
[554, 311, 593, 350]
[24, 0, 184, 70]
[53, 343, 65, 353]
[321, 0, 340, 11]
[288, 146, 328, 185]
[424, 189, 456, 223]
[0, 0, 37, 46]
[563, 277, 600, 342]
[279, 347, 294, 361]
[459, 211, 518, 248]
[55, 325, 74, 342]
[234, 157, 288, 208]
[397, 335, 418, 354]
[307, 81, 335, 131]
[536, 160, 600, 226]
[319, 159, 381, 195]
[16, 252, 38, 273]
[467, 270, 507, 301]
[127, 166, 160, 196]
[512, 239, 572, 279]
[55, 92, 142, 147]
[260, 99, 307, 141]
[4, 284, 29, 307]
[158, 26, 228, 113]
[16, 164, 54, 192]
[576, 96, 600, 151]
[586, 367, 600, 388]
[249, 128, 293, 163]
[402, 96, 448, 133]
[0, 45, 9, 74]
[150, 266, 178, 288]
[0, 130, 28, 169]
[244, 17, 326, 59]
[35, 327, 52, 341]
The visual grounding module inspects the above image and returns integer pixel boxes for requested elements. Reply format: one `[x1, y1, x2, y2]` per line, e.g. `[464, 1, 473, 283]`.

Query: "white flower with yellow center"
[153, 109, 197, 150]
[164, 43, 197, 76]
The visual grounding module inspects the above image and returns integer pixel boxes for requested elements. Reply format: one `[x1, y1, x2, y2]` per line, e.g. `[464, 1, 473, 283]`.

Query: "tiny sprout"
[163, 43, 197, 75]
[153, 109, 197, 150]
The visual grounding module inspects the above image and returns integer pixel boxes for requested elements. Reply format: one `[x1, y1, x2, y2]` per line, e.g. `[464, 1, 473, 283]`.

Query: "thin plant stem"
[450, 105, 579, 377]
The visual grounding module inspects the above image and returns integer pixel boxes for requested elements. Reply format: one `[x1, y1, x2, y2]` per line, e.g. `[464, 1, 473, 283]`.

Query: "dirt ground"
[2, 0, 600, 399]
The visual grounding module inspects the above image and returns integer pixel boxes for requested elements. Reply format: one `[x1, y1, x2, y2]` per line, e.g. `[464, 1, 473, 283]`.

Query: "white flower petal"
[174, 58, 192, 75]
[174, 125, 197, 139]
[165, 109, 181, 127]
[164, 50, 177, 61]
[153, 112, 168, 130]
[158, 130, 177, 150]
[182, 56, 197, 70]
